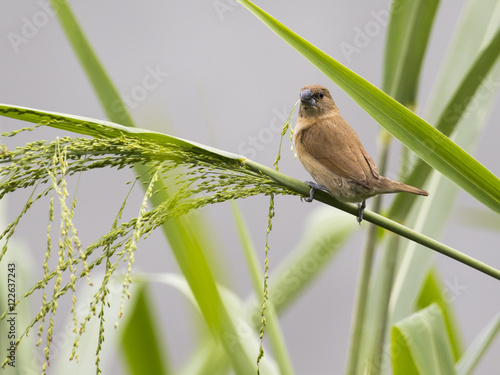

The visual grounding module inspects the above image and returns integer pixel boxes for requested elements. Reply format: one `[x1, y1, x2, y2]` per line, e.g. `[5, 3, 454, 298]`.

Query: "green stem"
[243, 159, 500, 281]
[344, 202, 380, 375]
[367, 235, 399, 375]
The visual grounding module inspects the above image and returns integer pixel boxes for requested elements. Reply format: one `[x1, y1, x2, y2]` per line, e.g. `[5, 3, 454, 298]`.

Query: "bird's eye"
[318, 92, 324, 99]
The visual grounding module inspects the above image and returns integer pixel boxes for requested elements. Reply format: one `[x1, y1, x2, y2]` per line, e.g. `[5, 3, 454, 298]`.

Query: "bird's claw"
[303, 181, 328, 203]
[357, 200, 366, 224]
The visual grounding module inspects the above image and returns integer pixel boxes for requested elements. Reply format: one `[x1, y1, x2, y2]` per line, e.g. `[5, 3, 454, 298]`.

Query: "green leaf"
[51, 275, 135, 374]
[416, 268, 463, 360]
[456, 313, 500, 375]
[423, 0, 500, 122]
[148, 273, 280, 374]
[120, 283, 169, 375]
[0, 104, 243, 162]
[237, 0, 500, 215]
[231, 201, 263, 294]
[383, 0, 412, 95]
[384, 0, 440, 104]
[392, 304, 456, 375]
[389, 22, 500, 219]
[456, 206, 500, 231]
[49, 0, 134, 127]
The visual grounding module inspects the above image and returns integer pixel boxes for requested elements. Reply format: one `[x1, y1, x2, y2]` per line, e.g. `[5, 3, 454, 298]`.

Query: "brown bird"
[293, 84, 428, 222]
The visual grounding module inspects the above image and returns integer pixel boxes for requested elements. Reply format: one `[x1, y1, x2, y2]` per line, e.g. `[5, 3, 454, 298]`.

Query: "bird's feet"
[357, 200, 366, 224]
[303, 181, 329, 202]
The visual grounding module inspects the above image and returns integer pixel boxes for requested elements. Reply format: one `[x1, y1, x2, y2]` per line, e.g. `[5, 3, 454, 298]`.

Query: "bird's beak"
[299, 89, 317, 107]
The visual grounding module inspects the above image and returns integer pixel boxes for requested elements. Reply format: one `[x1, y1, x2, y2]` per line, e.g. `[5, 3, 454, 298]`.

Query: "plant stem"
[243, 159, 500, 281]
[344, 200, 380, 375]
[367, 235, 399, 375]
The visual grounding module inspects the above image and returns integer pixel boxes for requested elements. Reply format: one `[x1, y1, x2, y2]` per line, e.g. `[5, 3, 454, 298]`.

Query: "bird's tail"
[379, 177, 429, 196]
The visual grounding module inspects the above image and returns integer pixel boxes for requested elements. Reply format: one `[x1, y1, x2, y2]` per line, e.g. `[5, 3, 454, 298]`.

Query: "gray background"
[1, 0, 499, 373]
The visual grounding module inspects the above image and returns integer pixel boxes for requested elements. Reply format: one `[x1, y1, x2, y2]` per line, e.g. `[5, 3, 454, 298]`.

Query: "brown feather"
[299, 113, 379, 189]
[293, 84, 429, 204]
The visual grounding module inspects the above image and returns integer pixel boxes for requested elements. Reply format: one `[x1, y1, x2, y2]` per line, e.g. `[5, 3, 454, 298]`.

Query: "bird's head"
[298, 84, 337, 118]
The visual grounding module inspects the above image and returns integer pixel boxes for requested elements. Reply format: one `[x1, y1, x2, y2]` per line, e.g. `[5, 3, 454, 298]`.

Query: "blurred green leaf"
[269, 207, 357, 312]
[389, 23, 500, 220]
[120, 283, 169, 375]
[456, 313, 500, 375]
[52, 275, 133, 374]
[384, 0, 440, 105]
[423, 0, 500, 123]
[231, 201, 263, 294]
[392, 304, 456, 375]
[178, 338, 228, 375]
[49, 0, 134, 127]
[149, 273, 279, 374]
[237, 0, 500, 215]
[416, 268, 463, 360]
[383, 0, 412, 95]
[456, 206, 500, 231]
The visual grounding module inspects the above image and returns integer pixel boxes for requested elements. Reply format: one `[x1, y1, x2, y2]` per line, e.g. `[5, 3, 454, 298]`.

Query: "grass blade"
[49, 0, 134, 127]
[0, 104, 243, 161]
[120, 283, 169, 375]
[416, 268, 464, 360]
[148, 273, 280, 374]
[456, 313, 500, 375]
[384, 0, 440, 104]
[392, 304, 456, 375]
[389, 23, 500, 219]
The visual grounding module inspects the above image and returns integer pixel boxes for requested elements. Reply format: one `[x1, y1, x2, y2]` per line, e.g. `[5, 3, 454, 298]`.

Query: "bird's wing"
[299, 116, 379, 188]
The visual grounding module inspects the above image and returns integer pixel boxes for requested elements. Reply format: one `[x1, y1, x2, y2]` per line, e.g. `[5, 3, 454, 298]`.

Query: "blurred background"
[1, 0, 499, 373]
